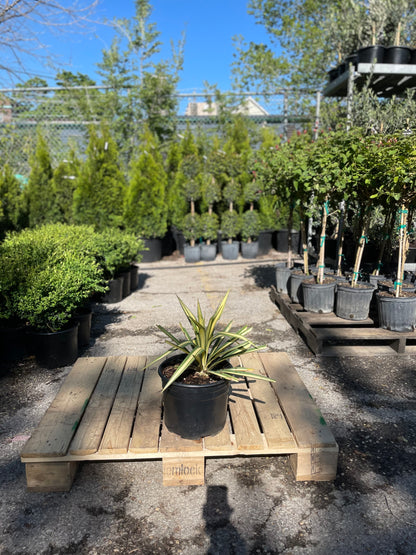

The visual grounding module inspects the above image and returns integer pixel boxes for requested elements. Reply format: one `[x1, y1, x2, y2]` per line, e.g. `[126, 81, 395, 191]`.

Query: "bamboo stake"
[396, 205, 408, 298]
[317, 198, 329, 284]
[287, 205, 293, 269]
[351, 221, 368, 287]
[300, 209, 309, 275]
[336, 201, 346, 277]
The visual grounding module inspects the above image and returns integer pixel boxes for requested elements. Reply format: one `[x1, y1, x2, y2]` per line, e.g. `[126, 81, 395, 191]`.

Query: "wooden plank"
[99, 356, 145, 454]
[290, 447, 339, 481]
[228, 357, 263, 450]
[314, 327, 415, 341]
[21, 357, 106, 458]
[162, 456, 205, 486]
[301, 312, 374, 327]
[70, 356, 126, 456]
[130, 360, 163, 453]
[240, 353, 296, 449]
[25, 462, 79, 492]
[318, 345, 398, 357]
[261, 352, 336, 449]
[204, 413, 233, 451]
[159, 423, 203, 452]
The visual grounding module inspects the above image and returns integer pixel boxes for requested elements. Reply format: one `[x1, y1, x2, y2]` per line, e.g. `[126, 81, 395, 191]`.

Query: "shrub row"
[0, 224, 144, 332]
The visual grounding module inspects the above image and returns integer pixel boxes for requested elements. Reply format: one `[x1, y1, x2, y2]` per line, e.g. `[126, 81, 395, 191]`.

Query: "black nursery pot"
[302, 281, 336, 313]
[356, 45, 385, 64]
[159, 355, 231, 440]
[335, 283, 375, 321]
[29, 324, 79, 369]
[384, 46, 412, 65]
[73, 309, 92, 347]
[377, 294, 416, 332]
[103, 276, 124, 304]
[0, 323, 27, 363]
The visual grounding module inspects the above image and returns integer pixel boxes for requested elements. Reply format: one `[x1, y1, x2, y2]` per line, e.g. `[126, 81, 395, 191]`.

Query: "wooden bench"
[21, 352, 338, 491]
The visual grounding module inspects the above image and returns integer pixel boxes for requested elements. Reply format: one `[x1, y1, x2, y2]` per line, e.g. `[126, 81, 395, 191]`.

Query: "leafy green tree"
[124, 126, 168, 238]
[73, 125, 126, 230]
[54, 71, 102, 121]
[233, 1, 416, 90]
[24, 131, 55, 228]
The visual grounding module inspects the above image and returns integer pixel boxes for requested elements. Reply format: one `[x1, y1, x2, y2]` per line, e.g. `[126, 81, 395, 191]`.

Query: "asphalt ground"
[1, 250, 416, 554]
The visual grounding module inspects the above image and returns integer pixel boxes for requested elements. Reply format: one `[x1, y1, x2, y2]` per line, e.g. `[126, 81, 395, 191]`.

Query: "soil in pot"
[377, 290, 416, 332]
[302, 277, 336, 314]
[335, 282, 375, 320]
[159, 355, 231, 440]
[378, 280, 415, 294]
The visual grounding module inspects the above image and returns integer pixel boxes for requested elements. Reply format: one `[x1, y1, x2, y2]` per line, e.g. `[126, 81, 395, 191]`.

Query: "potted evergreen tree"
[221, 179, 241, 260]
[200, 172, 221, 261]
[180, 153, 203, 263]
[124, 126, 168, 262]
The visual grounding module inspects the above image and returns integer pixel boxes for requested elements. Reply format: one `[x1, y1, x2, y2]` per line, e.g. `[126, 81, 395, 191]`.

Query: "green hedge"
[0, 224, 144, 332]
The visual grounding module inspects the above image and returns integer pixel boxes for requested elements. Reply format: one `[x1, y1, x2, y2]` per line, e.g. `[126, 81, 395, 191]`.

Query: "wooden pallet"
[21, 352, 338, 491]
[270, 286, 416, 356]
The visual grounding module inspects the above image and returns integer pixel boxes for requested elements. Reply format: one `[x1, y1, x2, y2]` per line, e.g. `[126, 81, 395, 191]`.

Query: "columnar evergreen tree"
[123, 126, 168, 238]
[73, 125, 126, 230]
[25, 131, 55, 228]
[51, 151, 80, 224]
[0, 164, 24, 239]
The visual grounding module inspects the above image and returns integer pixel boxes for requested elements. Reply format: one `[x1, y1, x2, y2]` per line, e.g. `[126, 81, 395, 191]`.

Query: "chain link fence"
[0, 87, 319, 176]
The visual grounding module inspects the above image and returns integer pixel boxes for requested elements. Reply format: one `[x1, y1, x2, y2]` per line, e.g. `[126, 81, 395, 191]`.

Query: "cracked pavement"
[1, 252, 416, 554]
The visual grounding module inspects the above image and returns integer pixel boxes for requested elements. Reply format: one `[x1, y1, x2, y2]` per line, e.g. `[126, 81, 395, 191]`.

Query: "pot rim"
[158, 354, 231, 390]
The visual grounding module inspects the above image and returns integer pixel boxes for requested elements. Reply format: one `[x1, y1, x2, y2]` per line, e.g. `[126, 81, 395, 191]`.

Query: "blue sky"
[14, 0, 272, 92]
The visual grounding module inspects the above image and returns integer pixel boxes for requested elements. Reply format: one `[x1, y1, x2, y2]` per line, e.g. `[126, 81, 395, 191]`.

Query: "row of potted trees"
[253, 128, 416, 332]
[0, 224, 144, 367]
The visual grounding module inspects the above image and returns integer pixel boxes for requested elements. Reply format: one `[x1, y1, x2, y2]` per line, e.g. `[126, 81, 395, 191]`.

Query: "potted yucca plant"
[150, 291, 274, 439]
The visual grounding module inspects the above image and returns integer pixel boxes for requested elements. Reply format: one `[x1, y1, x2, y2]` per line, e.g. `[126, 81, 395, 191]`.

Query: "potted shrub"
[200, 172, 221, 261]
[0, 224, 107, 367]
[240, 209, 261, 259]
[148, 291, 274, 439]
[182, 213, 202, 263]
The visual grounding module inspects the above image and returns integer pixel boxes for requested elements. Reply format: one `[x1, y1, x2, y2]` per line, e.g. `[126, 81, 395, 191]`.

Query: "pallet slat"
[99, 356, 146, 454]
[70, 356, 126, 456]
[21, 357, 106, 458]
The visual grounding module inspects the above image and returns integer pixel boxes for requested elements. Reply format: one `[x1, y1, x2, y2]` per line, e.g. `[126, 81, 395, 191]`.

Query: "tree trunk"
[351, 219, 369, 287]
[396, 205, 408, 298]
[287, 205, 294, 269]
[317, 198, 329, 284]
[299, 208, 309, 275]
[336, 201, 346, 277]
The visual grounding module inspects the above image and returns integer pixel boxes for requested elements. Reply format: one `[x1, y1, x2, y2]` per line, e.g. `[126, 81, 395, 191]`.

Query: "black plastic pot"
[290, 272, 307, 304]
[275, 229, 300, 254]
[335, 283, 375, 320]
[327, 67, 340, 82]
[302, 281, 336, 313]
[356, 45, 385, 64]
[103, 276, 124, 304]
[200, 243, 217, 261]
[377, 293, 416, 332]
[221, 241, 239, 260]
[384, 46, 412, 65]
[369, 274, 385, 287]
[241, 241, 259, 259]
[0, 323, 27, 363]
[73, 309, 92, 347]
[159, 355, 231, 439]
[29, 324, 79, 369]
[275, 264, 292, 294]
[184, 244, 201, 263]
[120, 270, 131, 298]
[139, 238, 162, 262]
[258, 230, 273, 255]
[130, 265, 139, 291]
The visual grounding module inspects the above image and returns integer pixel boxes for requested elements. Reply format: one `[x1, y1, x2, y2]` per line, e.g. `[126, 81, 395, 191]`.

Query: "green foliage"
[221, 210, 241, 240]
[222, 179, 241, 205]
[0, 224, 107, 331]
[258, 195, 279, 231]
[51, 152, 80, 224]
[94, 228, 144, 279]
[124, 127, 168, 238]
[0, 164, 24, 239]
[73, 125, 126, 230]
[241, 209, 261, 242]
[181, 213, 201, 243]
[24, 131, 55, 228]
[243, 180, 261, 206]
[200, 212, 219, 242]
[148, 291, 272, 390]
